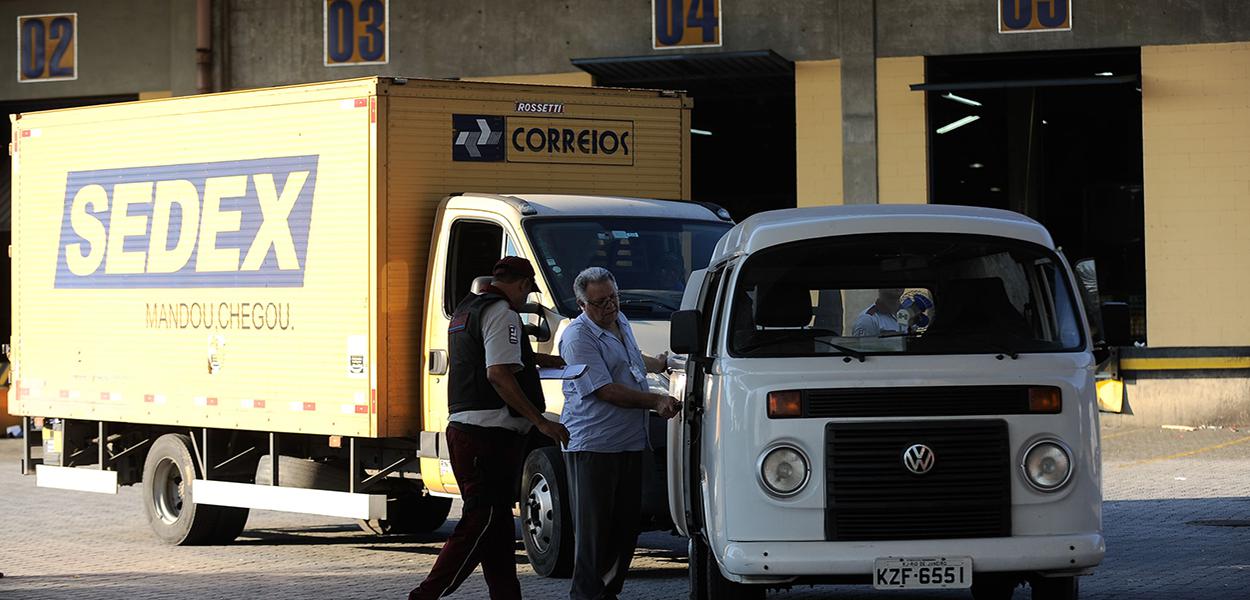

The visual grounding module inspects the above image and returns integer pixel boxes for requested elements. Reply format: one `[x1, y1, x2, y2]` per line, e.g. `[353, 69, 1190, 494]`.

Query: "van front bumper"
[718, 533, 1104, 580]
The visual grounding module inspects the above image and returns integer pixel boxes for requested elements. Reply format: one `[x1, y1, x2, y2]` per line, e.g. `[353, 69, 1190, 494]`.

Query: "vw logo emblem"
[902, 444, 935, 475]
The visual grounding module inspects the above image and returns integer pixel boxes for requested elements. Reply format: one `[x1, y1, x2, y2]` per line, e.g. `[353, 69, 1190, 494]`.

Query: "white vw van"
[669, 205, 1104, 600]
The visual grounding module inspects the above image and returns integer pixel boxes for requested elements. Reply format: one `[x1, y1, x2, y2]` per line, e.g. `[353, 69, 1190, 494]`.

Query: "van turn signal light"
[767, 391, 803, 418]
[1028, 387, 1062, 413]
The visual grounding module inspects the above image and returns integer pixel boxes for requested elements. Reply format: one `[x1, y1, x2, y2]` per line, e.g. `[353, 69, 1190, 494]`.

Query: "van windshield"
[727, 233, 1085, 357]
[525, 217, 732, 319]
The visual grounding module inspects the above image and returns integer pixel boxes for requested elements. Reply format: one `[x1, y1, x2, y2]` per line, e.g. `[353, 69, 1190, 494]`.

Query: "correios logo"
[55, 156, 319, 288]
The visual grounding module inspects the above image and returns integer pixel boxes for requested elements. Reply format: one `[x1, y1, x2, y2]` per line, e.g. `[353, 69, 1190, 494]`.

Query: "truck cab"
[419, 192, 732, 575]
[670, 204, 1104, 600]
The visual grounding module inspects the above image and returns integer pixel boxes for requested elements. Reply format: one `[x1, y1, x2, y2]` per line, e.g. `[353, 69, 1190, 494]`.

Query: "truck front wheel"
[521, 447, 574, 578]
[142, 433, 243, 545]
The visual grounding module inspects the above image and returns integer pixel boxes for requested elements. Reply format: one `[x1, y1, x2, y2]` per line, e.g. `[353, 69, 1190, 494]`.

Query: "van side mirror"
[1074, 258, 1133, 347]
[517, 303, 551, 343]
[670, 309, 703, 355]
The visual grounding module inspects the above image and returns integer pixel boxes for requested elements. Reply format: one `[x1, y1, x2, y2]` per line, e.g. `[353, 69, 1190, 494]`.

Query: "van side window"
[704, 265, 732, 357]
[443, 220, 505, 315]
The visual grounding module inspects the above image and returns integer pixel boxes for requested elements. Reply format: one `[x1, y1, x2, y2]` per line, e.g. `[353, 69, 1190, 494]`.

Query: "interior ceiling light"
[1094, 71, 1115, 77]
[941, 93, 982, 107]
[969, 162, 984, 169]
[690, 128, 713, 136]
[990, 187, 1002, 192]
[936, 115, 980, 134]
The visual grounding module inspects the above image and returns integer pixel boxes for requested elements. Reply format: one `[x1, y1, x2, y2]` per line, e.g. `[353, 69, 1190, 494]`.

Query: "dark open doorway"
[922, 49, 1146, 342]
[574, 50, 797, 222]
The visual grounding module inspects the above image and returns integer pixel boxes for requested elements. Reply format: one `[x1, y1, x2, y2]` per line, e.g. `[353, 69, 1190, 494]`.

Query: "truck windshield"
[525, 217, 732, 319]
[728, 233, 1085, 357]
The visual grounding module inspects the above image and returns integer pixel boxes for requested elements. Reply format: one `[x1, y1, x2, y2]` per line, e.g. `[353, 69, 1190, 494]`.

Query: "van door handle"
[428, 350, 448, 375]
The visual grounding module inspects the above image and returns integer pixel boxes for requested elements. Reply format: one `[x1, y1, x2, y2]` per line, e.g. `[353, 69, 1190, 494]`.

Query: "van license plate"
[872, 557, 972, 590]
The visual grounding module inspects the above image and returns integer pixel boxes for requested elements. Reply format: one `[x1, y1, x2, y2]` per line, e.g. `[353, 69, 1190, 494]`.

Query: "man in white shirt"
[851, 288, 905, 337]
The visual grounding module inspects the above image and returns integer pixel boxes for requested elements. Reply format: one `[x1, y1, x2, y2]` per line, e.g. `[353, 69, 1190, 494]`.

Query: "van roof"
[710, 204, 1056, 264]
[449, 193, 725, 221]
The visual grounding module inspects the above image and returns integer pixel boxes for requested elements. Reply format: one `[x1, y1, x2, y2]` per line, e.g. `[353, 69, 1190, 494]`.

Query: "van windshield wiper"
[737, 329, 867, 362]
[881, 330, 1020, 359]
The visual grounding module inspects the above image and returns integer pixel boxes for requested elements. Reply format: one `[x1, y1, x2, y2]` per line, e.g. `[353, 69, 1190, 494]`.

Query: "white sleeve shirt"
[480, 300, 523, 370]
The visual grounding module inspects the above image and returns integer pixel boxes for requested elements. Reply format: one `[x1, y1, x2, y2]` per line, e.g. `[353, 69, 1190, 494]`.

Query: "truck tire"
[690, 533, 764, 600]
[142, 433, 231, 545]
[972, 573, 1021, 600]
[357, 480, 453, 535]
[209, 506, 251, 544]
[1031, 575, 1078, 600]
[521, 447, 574, 578]
[254, 455, 348, 490]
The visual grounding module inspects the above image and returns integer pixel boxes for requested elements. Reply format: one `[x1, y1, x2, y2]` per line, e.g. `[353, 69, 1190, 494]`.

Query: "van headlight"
[1020, 439, 1073, 491]
[758, 445, 810, 497]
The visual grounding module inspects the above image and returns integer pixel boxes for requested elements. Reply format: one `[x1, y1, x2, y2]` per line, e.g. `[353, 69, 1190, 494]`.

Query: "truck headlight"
[758, 445, 810, 497]
[1020, 439, 1073, 491]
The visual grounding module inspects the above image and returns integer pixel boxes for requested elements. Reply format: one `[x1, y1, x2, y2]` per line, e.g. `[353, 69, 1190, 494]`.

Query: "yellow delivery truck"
[7, 77, 732, 575]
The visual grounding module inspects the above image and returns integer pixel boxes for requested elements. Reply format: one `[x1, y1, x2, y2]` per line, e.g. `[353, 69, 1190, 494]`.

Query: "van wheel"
[521, 447, 574, 578]
[143, 433, 234, 545]
[691, 533, 764, 600]
[971, 573, 1021, 600]
[358, 480, 453, 535]
[1030, 575, 1078, 600]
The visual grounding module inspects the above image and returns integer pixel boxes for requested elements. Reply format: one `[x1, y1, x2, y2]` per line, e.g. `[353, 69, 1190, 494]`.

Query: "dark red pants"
[409, 423, 524, 600]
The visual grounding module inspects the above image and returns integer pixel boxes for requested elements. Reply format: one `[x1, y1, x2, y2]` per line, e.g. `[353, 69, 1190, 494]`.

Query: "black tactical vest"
[446, 289, 545, 417]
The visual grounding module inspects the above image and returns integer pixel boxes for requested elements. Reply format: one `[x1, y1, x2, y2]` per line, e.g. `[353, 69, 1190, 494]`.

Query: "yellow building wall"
[795, 60, 842, 207]
[877, 57, 927, 204]
[465, 71, 594, 87]
[1142, 43, 1250, 347]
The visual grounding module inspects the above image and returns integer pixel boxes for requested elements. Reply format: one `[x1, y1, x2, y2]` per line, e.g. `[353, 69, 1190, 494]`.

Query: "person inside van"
[851, 288, 905, 336]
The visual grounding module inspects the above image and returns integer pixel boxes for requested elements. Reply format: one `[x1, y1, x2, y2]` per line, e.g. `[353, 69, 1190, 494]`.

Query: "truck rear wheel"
[357, 480, 453, 535]
[143, 433, 241, 545]
[690, 533, 764, 600]
[521, 447, 574, 578]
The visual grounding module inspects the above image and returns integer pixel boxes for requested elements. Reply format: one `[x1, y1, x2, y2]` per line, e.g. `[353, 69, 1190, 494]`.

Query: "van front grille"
[825, 420, 1011, 541]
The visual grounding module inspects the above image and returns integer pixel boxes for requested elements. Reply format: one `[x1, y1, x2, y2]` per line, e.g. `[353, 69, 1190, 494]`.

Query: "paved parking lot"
[2, 424, 1249, 599]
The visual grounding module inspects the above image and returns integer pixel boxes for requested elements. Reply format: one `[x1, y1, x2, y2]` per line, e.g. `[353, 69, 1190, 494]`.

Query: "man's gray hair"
[573, 267, 617, 303]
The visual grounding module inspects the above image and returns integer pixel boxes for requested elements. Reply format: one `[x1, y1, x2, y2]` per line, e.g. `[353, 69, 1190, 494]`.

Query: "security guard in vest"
[409, 256, 569, 600]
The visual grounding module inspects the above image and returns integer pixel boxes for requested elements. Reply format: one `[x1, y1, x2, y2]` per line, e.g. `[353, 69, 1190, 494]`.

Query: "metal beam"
[358, 456, 416, 492]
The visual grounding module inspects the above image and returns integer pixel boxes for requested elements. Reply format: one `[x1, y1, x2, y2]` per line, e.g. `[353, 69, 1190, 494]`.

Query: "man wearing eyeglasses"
[559, 266, 680, 600]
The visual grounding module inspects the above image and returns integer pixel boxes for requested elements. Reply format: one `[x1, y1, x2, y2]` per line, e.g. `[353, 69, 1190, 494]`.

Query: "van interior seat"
[930, 277, 1030, 338]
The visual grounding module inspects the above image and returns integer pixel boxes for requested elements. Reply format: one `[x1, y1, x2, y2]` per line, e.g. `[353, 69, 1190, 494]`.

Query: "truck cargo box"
[9, 77, 691, 438]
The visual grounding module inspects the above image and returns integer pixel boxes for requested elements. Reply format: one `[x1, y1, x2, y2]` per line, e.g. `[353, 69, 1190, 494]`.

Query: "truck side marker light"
[767, 391, 802, 418]
[1028, 387, 1062, 413]
[240, 399, 265, 409]
[193, 396, 218, 407]
[288, 401, 317, 412]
